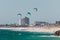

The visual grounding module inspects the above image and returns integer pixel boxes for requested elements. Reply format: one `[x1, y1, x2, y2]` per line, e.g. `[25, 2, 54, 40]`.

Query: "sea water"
[0, 29, 60, 40]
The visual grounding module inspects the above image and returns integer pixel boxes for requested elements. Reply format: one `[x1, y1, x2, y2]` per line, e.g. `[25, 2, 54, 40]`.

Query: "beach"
[0, 26, 60, 40]
[0, 25, 60, 33]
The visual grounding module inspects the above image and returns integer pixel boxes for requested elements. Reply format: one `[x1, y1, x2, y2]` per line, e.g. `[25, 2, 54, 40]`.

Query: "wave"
[31, 35, 60, 37]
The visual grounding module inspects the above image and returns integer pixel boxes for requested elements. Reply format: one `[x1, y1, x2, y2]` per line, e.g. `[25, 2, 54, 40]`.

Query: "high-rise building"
[21, 17, 29, 26]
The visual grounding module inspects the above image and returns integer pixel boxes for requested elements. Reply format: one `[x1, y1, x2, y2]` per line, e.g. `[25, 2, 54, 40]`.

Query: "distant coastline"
[0, 25, 60, 34]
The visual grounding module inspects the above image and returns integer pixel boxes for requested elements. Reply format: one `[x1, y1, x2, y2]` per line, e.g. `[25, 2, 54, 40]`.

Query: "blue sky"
[0, 0, 60, 24]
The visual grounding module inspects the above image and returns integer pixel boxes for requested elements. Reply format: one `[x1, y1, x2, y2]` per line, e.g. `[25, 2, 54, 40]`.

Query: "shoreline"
[0, 26, 60, 33]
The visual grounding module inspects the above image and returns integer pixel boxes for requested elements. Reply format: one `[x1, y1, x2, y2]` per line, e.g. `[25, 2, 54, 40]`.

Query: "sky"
[0, 0, 60, 24]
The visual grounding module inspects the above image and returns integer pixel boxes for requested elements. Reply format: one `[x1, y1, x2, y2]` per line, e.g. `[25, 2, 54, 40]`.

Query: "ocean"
[0, 29, 60, 40]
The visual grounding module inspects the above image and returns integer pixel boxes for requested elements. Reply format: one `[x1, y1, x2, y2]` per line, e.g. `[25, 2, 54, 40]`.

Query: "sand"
[0, 25, 60, 33]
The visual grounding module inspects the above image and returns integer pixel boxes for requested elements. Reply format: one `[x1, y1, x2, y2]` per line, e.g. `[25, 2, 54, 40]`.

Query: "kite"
[17, 13, 22, 16]
[27, 12, 31, 15]
[34, 8, 38, 12]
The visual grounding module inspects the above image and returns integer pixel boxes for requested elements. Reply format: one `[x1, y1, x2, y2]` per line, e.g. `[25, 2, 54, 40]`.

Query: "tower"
[21, 17, 29, 26]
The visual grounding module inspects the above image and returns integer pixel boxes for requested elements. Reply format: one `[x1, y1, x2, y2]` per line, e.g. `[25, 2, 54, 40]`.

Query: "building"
[56, 21, 60, 24]
[34, 21, 49, 26]
[21, 17, 29, 26]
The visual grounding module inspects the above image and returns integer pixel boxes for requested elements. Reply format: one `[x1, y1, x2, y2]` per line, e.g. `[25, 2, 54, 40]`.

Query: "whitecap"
[31, 35, 60, 38]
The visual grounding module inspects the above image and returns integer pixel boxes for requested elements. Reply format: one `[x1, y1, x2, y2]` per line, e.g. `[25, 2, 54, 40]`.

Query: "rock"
[54, 30, 60, 36]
